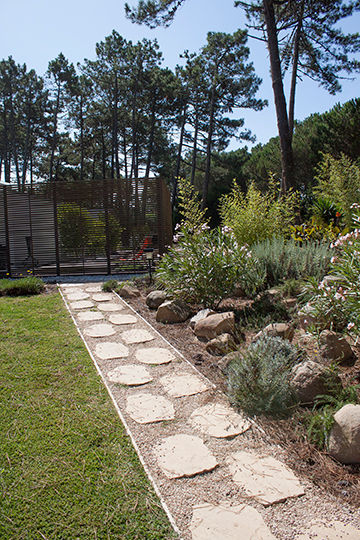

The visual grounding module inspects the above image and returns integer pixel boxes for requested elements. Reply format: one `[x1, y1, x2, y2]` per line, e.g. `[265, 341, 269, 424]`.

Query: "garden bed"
[125, 284, 360, 508]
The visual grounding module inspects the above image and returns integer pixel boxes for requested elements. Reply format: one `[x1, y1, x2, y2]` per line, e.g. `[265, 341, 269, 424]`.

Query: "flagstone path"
[60, 283, 360, 540]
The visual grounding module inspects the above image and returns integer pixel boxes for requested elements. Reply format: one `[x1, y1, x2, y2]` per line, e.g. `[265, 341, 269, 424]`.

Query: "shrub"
[314, 153, 360, 227]
[304, 209, 360, 335]
[0, 277, 44, 296]
[219, 176, 299, 246]
[227, 335, 301, 417]
[252, 236, 331, 287]
[58, 203, 93, 257]
[102, 279, 119, 292]
[305, 384, 359, 449]
[156, 227, 265, 308]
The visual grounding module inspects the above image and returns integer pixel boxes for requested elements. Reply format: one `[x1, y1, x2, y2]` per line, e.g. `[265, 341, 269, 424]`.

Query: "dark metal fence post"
[27, 191, 35, 274]
[3, 186, 12, 277]
[103, 179, 111, 275]
[52, 182, 61, 276]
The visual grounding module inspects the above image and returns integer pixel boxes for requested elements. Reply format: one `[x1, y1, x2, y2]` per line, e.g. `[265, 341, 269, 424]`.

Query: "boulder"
[290, 360, 341, 405]
[189, 309, 216, 329]
[146, 290, 168, 309]
[194, 312, 235, 340]
[205, 333, 236, 356]
[117, 284, 140, 298]
[328, 404, 360, 464]
[216, 351, 240, 374]
[254, 322, 294, 342]
[156, 299, 191, 324]
[319, 330, 355, 365]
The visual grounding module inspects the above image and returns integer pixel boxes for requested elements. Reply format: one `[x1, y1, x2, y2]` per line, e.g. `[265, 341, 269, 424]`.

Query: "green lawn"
[0, 292, 175, 539]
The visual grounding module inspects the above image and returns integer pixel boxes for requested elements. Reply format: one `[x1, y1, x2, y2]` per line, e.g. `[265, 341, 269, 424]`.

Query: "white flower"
[347, 322, 355, 330]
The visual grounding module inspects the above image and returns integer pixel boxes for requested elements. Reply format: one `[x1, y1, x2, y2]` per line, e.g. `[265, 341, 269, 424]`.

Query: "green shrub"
[58, 203, 93, 257]
[227, 335, 301, 417]
[305, 384, 359, 449]
[102, 279, 119, 292]
[252, 236, 331, 287]
[0, 277, 45, 296]
[156, 227, 265, 308]
[219, 176, 299, 246]
[314, 153, 360, 227]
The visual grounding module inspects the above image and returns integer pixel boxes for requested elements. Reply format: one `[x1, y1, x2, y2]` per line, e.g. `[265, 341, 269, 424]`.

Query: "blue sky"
[1, 0, 359, 148]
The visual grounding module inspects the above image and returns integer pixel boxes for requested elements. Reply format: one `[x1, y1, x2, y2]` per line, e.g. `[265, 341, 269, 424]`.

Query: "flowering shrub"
[305, 206, 360, 335]
[156, 226, 265, 308]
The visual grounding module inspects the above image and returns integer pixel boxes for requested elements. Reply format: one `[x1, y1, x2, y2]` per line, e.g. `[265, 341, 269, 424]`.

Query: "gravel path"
[60, 283, 360, 540]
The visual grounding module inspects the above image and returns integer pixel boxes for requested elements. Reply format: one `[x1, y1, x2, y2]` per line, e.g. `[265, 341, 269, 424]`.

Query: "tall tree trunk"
[172, 104, 187, 205]
[22, 102, 32, 187]
[114, 76, 120, 180]
[49, 83, 61, 183]
[30, 145, 33, 188]
[123, 130, 129, 180]
[80, 93, 84, 180]
[202, 83, 216, 209]
[263, 0, 293, 192]
[191, 109, 199, 185]
[142, 100, 156, 216]
[101, 128, 106, 178]
[3, 104, 11, 183]
[288, 1, 304, 141]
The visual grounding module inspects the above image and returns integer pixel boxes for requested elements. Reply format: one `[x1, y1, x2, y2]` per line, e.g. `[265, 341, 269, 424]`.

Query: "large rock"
[117, 284, 140, 298]
[156, 299, 191, 323]
[290, 360, 341, 405]
[189, 308, 216, 329]
[146, 290, 167, 309]
[319, 330, 355, 365]
[205, 333, 236, 356]
[328, 404, 360, 464]
[255, 322, 294, 342]
[216, 351, 240, 374]
[194, 312, 235, 340]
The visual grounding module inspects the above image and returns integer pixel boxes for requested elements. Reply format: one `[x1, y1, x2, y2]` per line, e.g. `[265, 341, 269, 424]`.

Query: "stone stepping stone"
[126, 393, 175, 424]
[189, 403, 251, 439]
[61, 283, 82, 288]
[296, 520, 360, 539]
[70, 300, 94, 310]
[160, 373, 209, 398]
[107, 365, 152, 386]
[155, 434, 218, 479]
[62, 287, 82, 295]
[109, 314, 137, 326]
[135, 347, 175, 365]
[226, 451, 304, 506]
[95, 342, 129, 360]
[97, 302, 124, 312]
[66, 291, 90, 301]
[84, 323, 116, 338]
[85, 285, 102, 293]
[92, 293, 114, 302]
[77, 311, 104, 322]
[190, 502, 276, 540]
[121, 329, 155, 345]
